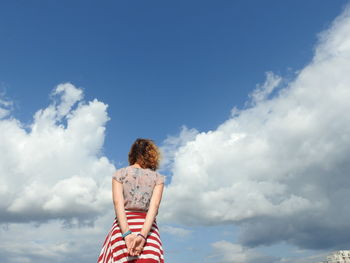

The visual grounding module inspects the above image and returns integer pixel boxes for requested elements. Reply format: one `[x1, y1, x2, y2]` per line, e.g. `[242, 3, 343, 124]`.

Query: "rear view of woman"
[97, 138, 165, 263]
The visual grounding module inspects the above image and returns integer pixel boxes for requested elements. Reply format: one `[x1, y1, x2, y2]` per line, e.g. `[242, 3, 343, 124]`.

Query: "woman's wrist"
[122, 229, 132, 239]
[140, 230, 148, 237]
[137, 233, 147, 241]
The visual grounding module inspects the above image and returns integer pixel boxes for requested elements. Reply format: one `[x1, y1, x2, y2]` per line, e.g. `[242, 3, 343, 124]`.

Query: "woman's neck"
[131, 163, 142, 168]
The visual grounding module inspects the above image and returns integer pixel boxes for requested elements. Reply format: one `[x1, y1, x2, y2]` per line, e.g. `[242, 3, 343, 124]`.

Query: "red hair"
[128, 138, 161, 171]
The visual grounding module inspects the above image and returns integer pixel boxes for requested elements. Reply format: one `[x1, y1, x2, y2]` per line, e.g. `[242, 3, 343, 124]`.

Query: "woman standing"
[97, 138, 165, 263]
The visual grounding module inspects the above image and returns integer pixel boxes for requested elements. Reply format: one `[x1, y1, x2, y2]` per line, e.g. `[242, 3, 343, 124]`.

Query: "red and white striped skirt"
[97, 211, 164, 263]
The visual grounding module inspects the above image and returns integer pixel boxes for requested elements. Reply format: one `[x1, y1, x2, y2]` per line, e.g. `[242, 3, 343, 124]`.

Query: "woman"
[97, 138, 166, 263]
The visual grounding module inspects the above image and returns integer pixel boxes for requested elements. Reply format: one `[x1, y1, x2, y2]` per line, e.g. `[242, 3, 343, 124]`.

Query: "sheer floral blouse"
[112, 165, 166, 212]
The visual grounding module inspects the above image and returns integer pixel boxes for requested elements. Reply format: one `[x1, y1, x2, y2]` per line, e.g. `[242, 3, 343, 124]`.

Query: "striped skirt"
[97, 211, 164, 263]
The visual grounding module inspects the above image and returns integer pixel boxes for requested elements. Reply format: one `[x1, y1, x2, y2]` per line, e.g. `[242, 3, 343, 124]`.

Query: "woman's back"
[113, 165, 166, 212]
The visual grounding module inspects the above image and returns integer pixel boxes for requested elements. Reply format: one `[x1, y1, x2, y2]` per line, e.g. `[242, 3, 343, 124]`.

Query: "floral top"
[112, 165, 166, 212]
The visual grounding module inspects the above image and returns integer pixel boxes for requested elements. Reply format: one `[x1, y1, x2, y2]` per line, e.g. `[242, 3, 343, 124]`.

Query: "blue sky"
[1, 0, 347, 161]
[1, 1, 350, 263]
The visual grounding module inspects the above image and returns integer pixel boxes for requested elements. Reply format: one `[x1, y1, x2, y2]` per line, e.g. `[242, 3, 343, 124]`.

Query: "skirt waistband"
[114, 210, 148, 219]
[125, 209, 147, 213]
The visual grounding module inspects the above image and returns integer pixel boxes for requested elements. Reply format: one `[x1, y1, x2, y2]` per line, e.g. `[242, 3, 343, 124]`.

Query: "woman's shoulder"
[139, 167, 166, 184]
[112, 166, 128, 182]
[116, 165, 164, 175]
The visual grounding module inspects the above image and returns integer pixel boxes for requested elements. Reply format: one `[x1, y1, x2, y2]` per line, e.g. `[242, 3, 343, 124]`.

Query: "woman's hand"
[124, 233, 137, 255]
[130, 235, 146, 256]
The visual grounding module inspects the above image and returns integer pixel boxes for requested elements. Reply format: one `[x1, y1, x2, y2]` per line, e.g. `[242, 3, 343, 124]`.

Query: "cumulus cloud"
[207, 240, 329, 263]
[0, 83, 115, 224]
[247, 71, 282, 106]
[0, 93, 13, 119]
[161, 225, 192, 238]
[278, 253, 330, 263]
[159, 125, 199, 173]
[0, 211, 116, 263]
[160, 5, 350, 250]
[207, 241, 276, 263]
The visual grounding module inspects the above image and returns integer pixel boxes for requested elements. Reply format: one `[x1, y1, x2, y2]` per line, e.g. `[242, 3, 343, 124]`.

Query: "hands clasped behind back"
[124, 234, 146, 256]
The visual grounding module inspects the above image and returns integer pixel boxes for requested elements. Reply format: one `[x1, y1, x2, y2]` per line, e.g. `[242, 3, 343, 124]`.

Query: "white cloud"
[207, 240, 330, 263]
[0, 83, 115, 224]
[0, 83, 118, 263]
[0, 210, 116, 263]
[0, 94, 13, 119]
[207, 241, 276, 263]
[0, 107, 10, 119]
[247, 71, 282, 106]
[161, 225, 192, 238]
[51, 83, 83, 118]
[159, 125, 199, 173]
[278, 253, 329, 263]
[160, 5, 350, 250]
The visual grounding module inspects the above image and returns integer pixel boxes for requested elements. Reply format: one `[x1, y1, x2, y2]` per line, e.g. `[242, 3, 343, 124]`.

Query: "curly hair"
[128, 138, 161, 171]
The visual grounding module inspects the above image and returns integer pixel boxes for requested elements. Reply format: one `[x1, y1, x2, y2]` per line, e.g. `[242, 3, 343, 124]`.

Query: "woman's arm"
[112, 178, 130, 234]
[112, 176, 138, 255]
[139, 183, 164, 237]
